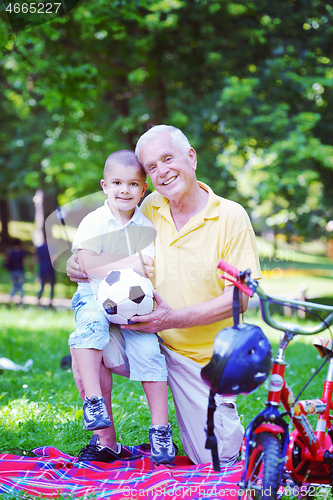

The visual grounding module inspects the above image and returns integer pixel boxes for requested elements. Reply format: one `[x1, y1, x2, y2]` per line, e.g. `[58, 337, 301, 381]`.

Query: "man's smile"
[162, 175, 178, 186]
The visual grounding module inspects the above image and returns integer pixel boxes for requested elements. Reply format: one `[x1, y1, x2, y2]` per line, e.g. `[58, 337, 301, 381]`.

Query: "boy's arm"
[78, 249, 153, 279]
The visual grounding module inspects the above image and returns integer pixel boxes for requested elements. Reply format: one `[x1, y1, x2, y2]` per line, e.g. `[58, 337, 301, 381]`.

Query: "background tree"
[0, 0, 332, 244]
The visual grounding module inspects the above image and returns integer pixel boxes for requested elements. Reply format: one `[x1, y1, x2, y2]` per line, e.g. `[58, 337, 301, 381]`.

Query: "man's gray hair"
[135, 125, 192, 160]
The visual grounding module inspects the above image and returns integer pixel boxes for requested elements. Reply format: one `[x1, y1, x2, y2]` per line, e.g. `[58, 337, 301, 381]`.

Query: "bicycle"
[217, 259, 333, 500]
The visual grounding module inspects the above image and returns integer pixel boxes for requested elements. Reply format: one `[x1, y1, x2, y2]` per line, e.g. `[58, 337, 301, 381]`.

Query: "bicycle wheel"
[238, 432, 283, 500]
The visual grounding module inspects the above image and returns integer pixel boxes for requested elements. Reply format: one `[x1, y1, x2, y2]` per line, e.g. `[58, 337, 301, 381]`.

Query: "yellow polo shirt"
[140, 182, 261, 365]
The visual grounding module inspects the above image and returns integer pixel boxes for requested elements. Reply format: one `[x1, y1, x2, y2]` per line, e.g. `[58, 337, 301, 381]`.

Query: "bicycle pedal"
[328, 427, 333, 444]
[324, 450, 333, 463]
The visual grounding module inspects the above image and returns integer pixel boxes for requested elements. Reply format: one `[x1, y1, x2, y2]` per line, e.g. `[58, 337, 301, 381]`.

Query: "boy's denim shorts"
[69, 289, 167, 382]
[69, 290, 110, 350]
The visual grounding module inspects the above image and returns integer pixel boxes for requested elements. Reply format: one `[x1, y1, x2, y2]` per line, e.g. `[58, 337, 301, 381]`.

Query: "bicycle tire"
[238, 432, 283, 500]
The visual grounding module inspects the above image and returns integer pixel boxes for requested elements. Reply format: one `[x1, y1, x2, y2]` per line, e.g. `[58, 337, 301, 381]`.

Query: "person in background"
[35, 242, 56, 307]
[4, 238, 27, 306]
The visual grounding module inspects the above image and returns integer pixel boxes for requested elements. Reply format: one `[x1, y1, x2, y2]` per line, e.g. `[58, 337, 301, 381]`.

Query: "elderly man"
[67, 125, 261, 466]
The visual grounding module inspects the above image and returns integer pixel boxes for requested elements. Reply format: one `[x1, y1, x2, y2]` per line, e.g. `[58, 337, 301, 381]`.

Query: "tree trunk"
[0, 198, 10, 245]
[33, 188, 59, 246]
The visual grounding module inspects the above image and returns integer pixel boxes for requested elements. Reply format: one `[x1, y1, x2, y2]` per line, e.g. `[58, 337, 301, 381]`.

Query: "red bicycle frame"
[217, 259, 333, 491]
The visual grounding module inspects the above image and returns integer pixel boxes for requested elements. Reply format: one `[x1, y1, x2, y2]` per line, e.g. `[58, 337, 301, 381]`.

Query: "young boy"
[69, 150, 175, 465]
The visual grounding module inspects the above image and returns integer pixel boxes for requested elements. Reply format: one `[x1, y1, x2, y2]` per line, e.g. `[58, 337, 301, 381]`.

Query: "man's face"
[138, 133, 197, 201]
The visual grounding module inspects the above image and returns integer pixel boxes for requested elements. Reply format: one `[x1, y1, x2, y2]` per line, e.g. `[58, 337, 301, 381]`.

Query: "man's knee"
[217, 403, 244, 461]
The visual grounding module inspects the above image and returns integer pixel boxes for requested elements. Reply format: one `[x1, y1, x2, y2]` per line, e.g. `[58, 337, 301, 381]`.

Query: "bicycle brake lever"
[219, 274, 254, 297]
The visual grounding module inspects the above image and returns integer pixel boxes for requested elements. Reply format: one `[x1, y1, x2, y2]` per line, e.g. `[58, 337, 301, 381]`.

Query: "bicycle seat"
[312, 336, 333, 358]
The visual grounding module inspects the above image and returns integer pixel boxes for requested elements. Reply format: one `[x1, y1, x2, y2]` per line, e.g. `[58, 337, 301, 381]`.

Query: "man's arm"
[77, 249, 153, 280]
[121, 285, 248, 333]
[66, 251, 154, 281]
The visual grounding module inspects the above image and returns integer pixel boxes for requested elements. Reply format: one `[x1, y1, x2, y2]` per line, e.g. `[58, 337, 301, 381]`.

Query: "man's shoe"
[83, 395, 112, 431]
[149, 424, 176, 465]
[77, 435, 143, 463]
[77, 435, 123, 462]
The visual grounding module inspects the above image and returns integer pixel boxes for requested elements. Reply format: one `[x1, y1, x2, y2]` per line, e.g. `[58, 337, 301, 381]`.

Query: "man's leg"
[161, 344, 244, 466]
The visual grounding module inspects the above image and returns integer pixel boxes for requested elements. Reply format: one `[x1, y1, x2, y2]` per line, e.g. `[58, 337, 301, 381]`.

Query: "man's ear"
[188, 148, 197, 170]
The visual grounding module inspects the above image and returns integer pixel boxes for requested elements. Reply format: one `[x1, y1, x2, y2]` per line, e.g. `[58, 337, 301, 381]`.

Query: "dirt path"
[0, 293, 71, 308]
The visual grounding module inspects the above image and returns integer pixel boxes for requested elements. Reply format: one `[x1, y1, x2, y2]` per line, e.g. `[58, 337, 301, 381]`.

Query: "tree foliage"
[0, 0, 332, 241]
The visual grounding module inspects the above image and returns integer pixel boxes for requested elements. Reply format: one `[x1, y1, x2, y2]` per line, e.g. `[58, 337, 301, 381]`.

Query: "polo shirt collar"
[154, 181, 220, 226]
[103, 200, 141, 226]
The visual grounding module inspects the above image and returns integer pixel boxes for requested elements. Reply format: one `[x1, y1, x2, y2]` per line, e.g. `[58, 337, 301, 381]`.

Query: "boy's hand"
[66, 254, 90, 282]
[142, 256, 154, 279]
[132, 256, 154, 279]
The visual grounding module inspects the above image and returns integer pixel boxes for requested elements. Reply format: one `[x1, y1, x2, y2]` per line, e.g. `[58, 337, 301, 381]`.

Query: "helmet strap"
[204, 389, 220, 471]
[233, 285, 240, 326]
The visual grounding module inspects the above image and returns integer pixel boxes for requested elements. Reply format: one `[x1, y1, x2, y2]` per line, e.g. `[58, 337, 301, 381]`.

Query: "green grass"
[0, 305, 179, 457]
[0, 305, 333, 499]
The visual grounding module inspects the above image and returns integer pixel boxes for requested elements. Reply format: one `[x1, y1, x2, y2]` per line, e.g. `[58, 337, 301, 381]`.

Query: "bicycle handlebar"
[217, 260, 240, 279]
[218, 259, 333, 336]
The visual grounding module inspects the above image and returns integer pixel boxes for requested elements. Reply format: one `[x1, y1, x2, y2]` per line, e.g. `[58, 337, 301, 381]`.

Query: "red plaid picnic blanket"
[0, 445, 243, 499]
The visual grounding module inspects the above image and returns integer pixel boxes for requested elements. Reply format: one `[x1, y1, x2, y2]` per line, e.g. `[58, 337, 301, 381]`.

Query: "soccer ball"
[97, 268, 154, 325]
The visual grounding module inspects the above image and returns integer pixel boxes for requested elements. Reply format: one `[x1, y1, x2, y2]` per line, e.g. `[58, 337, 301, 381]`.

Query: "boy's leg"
[121, 329, 175, 464]
[72, 329, 141, 462]
[71, 348, 117, 449]
[104, 326, 170, 424]
[71, 348, 103, 398]
[69, 291, 112, 431]
[142, 381, 168, 425]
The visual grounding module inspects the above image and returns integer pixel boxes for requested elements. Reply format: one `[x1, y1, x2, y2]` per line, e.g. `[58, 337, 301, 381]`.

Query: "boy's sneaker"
[83, 395, 112, 431]
[149, 424, 176, 465]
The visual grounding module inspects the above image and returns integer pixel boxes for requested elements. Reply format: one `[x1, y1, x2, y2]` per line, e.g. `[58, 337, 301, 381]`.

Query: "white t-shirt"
[72, 200, 155, 293]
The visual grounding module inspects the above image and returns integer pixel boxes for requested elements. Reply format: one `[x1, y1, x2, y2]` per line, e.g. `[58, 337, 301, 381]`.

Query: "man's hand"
[121, 291, 175, 333]
[66, 254, 91, 283]
[122, 285, 248, 333]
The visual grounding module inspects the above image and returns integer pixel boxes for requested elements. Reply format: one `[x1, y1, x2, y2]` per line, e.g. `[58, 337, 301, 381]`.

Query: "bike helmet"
[201, 323, 272, 396]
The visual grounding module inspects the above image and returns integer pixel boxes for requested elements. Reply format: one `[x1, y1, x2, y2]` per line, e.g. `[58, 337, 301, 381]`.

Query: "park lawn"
[0, 305, 180, 457]
[0, 305, 333, 499]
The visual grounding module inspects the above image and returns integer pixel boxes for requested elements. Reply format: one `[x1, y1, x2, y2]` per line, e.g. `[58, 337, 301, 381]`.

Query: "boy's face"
[100, 163, 148, 216]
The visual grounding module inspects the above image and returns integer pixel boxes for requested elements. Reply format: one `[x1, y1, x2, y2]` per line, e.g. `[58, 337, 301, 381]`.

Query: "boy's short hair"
[104, 150, 146, 180]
